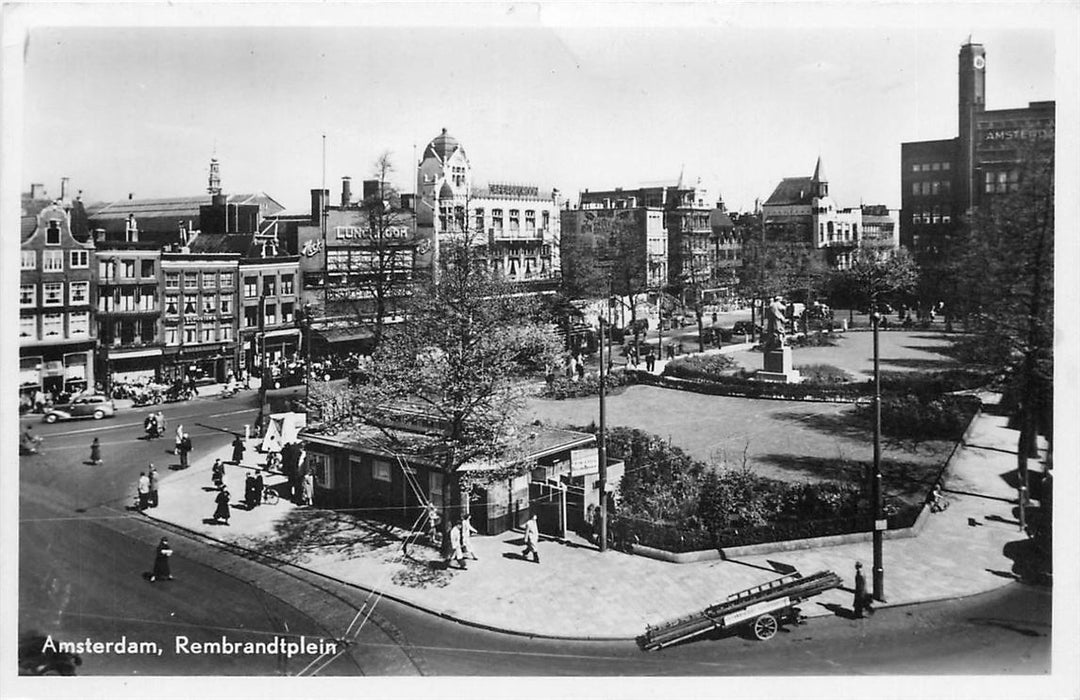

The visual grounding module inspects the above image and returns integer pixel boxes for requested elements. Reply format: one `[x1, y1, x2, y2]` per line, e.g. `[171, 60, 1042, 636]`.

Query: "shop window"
[69, 311, 89, 337]
[43, 282, 64, 306]
[372, 459, 392, 483]
[20, 284, 36, 307]
[20, 315, 36, 339]
[46, 221, 61, 245]
[22, 250, 36, 270]
[69, 281, 89, 305]
[69, 250, 89, 269]
[141, 259, 156, 278]
[43, 250, 64, 272]
[309, 452, 331, 487]
[42, 312, 63, 338]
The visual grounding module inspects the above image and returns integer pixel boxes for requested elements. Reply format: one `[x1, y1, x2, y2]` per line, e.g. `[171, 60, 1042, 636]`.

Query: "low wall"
[627, 403, 983, 564]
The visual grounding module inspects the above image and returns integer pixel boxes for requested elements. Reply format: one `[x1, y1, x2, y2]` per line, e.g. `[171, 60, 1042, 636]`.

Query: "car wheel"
[93, 410, 105, 420]
[43, 413, 58, 424]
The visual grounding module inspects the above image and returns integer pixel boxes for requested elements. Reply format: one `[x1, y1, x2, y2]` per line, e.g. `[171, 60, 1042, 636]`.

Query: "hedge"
[541, 372, 626, 400]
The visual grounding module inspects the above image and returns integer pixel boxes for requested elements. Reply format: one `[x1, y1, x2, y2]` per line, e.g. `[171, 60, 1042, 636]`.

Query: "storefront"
[103, 346, 163, 386]
[162, 344, 237, 384]
[19, 343, 96, 401]
[300, 420, 620, 538]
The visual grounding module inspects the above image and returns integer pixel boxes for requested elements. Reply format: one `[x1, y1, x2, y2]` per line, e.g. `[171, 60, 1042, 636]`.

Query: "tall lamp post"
[870, 311, 886, 602]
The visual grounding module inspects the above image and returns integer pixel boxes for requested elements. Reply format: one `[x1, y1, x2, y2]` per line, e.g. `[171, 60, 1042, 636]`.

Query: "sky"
[9, 3, 1068, 215]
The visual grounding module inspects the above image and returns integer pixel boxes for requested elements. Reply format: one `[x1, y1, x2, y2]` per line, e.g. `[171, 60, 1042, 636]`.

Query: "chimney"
[60, 177, 70, 201]
[311, 188, 329, 224]
[341, 176, 352, 207]
[128, 193, 134, 200]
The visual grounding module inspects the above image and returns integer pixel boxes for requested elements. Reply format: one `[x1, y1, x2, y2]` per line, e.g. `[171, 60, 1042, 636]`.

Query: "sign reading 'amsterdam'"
[334, 225, 412, 240]
[979, 126, 1054, 144]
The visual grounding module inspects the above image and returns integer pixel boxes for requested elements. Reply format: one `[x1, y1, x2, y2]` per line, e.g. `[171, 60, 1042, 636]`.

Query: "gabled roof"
[187, 232, 258, 256]
[764, 177, 814, 207]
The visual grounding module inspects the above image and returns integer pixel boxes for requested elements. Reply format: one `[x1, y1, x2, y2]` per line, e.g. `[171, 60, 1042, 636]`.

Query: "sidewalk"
[140, 399, 1045, 640]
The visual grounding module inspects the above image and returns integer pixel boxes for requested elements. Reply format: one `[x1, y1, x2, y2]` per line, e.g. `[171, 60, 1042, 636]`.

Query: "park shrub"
[541, 372, 625, 400]
[796, 364, 853, 385]
[661, 353, 739, 381]
[788, 331, 839, 348]
[855, 392, 979, 440]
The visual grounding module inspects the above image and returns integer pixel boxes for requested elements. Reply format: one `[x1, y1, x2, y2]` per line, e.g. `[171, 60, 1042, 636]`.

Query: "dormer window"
[46, 220, 61, 245]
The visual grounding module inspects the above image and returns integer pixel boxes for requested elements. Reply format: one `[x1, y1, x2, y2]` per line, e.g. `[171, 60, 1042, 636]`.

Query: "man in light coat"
[522, 513, 540, 564]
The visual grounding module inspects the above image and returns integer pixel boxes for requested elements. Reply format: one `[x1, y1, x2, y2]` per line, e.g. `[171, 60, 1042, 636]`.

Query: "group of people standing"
[135, 465, 160, 511]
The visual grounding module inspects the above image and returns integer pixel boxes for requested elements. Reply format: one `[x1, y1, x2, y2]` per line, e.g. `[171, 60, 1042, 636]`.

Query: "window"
[281, 274, 294, 295]
[43, 250, 64, 272]
[165, 294, 179, 315]
[165, 272, 180, 289]
[184, 271, 199, 288]
[282, 302, 294, 324]
[20, 285, 36, 307]
[184, 324, 197, 344]
[46, 221, 61, 245]
[202, 270, 216, 288]
[943, 162, 951, 170]
[201, 327, 215, 343]
[912, 183, 920, 196]
[181, 295, 195, 315]
[525, 210, 536, 231]
[21, 250, 36, 270]
[932, 162, 941, 171]
[220, 271, 235, 288]
[912, 164, 921, 172]
[220, 297, 232, 315]
[68, 311, 89, 336]
[220, 326, 232, 341]
[509, 209, 520, 232]
[263, 277, 276, 296]
[931, 206, 941, 224]
[141, 259, 155, 278]
[984, 172, 994, 194]
[474, 208, 485, 232]
[165, 327, 178, 345]
[69, 250, 89, 269]
[203, 295, 217, 314]
[244, 276, 258, 298]
[19, 315, 36, 339]
[245, 307, 258, 328]
[452, 165, 466, 187]
[327, 250, 349, 272]
[542, 211, 550, 230]
[43, 282, 63, 306]
[69, 281, 89, 305]
[141, 319, 156, 343]
[931, 181, 940, 196]
[309, 452, 330, 487]
[121, 260, 136, 279]
[942, 208, 952, 224]
[372, 458, 392, 482]
[42, 312, 63, 338]
[265, 303, 277, 326]
[492, 209, 503, 231]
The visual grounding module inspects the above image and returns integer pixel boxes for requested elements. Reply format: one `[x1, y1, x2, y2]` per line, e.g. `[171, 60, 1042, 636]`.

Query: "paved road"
[18, 389, 1052, 677]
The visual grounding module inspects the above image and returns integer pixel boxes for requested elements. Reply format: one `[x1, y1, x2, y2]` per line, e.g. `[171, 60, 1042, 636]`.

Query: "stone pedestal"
[757, 346, 802, 383]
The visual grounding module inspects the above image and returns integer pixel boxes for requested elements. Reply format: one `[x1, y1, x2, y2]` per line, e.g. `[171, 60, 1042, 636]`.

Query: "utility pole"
[597, 298, 608, 553]
[255, 292, 270, 436]
[871, 311, 886, 602]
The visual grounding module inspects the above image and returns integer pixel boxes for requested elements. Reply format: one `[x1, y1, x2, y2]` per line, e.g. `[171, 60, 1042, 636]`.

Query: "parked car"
[42, 394, 117, 423]
[731, 320, 762, 336]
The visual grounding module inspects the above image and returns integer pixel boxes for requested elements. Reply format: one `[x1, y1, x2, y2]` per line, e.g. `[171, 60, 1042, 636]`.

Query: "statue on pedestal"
[764, 296, 788, 350]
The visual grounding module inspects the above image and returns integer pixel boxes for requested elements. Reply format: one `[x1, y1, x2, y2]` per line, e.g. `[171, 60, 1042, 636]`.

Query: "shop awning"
[313, 327, 374, 344]
[108, 347, 163, 359]
[263, 328, 301, 340]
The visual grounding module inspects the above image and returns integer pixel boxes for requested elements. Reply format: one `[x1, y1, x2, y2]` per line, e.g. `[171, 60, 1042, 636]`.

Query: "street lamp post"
[598, 307, 608, 553]
[871, 311, 886, 602]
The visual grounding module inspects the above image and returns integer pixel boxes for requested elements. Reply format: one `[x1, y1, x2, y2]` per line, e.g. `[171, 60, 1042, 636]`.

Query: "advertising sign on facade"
[570, 448, 599, 476]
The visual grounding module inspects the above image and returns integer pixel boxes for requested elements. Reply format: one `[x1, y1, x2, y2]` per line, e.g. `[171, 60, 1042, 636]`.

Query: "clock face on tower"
[974, 56, 986, 70]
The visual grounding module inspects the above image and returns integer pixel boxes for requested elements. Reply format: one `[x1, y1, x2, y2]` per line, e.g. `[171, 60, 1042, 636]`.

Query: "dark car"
[731, 321, 762, 336]
[42, 394, 117, 423]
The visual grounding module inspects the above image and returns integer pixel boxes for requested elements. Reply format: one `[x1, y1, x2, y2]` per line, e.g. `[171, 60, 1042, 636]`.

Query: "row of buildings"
[19, 40, 1054, 401]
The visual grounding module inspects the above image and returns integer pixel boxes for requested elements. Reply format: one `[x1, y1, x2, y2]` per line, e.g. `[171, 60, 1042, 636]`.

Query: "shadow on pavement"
[242, 506, 402, 565]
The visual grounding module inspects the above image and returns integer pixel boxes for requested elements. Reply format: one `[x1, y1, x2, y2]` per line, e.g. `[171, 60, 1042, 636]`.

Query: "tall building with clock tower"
[900, 40, 1054, 257]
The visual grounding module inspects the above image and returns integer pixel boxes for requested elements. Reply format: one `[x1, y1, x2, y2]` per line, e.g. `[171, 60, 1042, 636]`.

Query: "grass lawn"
[526, 330, 966, 508]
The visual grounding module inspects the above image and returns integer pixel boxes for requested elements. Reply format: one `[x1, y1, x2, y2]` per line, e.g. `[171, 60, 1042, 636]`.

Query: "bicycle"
[262, 484, 280, 506]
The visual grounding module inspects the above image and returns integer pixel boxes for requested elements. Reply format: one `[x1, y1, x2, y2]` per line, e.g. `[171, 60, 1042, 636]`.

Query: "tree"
[738, 232, 821, 339]
[956, 149, 1053, 524]
[326, 216, 562, 550]
[829, 247, 920, 314]
[324, 152, 417, 350]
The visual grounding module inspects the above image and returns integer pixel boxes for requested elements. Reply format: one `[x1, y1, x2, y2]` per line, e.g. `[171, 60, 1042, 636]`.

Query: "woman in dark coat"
[213, 488, 231, 525]
[149, 537, 173, 582]
[231, 435, 246, 464]
[89, 438, 101, 465]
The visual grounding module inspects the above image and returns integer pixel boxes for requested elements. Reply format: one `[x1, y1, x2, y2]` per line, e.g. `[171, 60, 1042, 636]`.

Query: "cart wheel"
[752, 613, 779, 641]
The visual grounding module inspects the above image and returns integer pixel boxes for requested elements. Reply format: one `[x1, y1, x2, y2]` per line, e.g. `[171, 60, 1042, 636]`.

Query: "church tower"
[958, 41, 986, 212]
[207, 156, 222, 197]
[811, 155, 829, 198]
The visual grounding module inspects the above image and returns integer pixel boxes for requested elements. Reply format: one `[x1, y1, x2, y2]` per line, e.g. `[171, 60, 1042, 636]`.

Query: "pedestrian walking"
[645, 349, 656, 372]
[177, 433, 191, 469]
[89, 438, 102, 465]
[213, 488, 231, 525]
[244, 473, 257, 510]
[149, 537, 173, 582]
[301, 472, 314, 506]
[424, 503, 440, 548]
[666, 343, 675, 360]
[446, 519, 466, 570]
[211, 458, 225, 489]
[522, 513, 540, 563]
[174, 424, 184, 454]
[853, 561, 872, 618]
[155, 411, 166, 438]
[148, 464, 160, 507]
[231, 434, 246, 465]
[461, 514, 479, 561]
[136, 472, 150, 511]
[254, 471, 265, 507]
